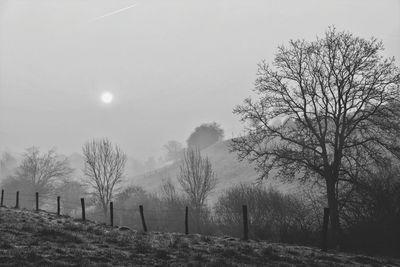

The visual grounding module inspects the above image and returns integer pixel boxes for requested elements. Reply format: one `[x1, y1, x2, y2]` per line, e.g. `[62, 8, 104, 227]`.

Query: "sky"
[0, 0, 399, 159]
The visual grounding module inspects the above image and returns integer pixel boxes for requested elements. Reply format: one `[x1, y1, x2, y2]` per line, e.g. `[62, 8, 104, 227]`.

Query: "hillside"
[65, 140, 297, 199]
[130, 140, 296, 199]
[1, 207, 398, 266]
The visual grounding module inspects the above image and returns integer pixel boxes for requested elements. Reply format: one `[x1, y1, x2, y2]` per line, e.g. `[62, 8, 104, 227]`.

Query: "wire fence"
[0, 189, 330, 250]
[1, 190, 107, 223]
[0, 189, 213, 236]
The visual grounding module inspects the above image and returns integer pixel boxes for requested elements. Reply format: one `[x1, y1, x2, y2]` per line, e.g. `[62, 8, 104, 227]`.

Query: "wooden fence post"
[242, 205, 249, 241]
[185, 206, 189, 235]
[57, 196, 60, 216]
[81, 198, 86, 221]
[321, 207, 330, 252]
[139, 205, 147, 232]
[1, 189, 4, 207]
[110, 202, 114, 227]
[35, 192, 39, 211]
[15, 191, 19, 209]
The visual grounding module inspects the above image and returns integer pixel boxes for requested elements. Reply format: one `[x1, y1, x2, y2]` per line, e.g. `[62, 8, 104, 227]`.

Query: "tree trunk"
[326, 178, 340, 248]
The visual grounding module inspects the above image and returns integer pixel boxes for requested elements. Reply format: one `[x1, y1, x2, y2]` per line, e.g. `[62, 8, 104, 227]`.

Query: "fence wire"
[0, 190, 201, 235]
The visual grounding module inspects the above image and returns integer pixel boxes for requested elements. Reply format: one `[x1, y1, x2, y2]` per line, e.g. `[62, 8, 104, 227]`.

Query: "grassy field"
[0, 207, 398, 266]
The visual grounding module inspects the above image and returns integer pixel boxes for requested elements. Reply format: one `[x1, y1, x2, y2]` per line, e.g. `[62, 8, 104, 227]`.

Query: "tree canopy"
[187, 122, 224, 150]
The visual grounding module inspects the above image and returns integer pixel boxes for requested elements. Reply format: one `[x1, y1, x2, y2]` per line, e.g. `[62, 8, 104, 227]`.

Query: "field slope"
[0, 207, 398, 266]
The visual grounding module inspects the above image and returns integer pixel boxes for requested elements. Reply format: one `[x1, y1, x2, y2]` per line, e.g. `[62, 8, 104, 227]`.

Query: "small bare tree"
[82, 138, 127, 218]
[178, 148, 217, 210]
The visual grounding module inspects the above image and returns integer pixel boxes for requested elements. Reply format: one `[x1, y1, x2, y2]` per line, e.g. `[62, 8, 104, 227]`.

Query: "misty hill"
[64, 140, 297, 199]
[130, 140, 296, 200]
[0, 207, 397, 266]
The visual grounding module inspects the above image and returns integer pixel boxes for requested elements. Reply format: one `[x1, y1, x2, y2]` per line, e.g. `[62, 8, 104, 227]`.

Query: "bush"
[340, 164, 400, 257]
[214, 184, 318, 245]
[112, 185, 216, 236]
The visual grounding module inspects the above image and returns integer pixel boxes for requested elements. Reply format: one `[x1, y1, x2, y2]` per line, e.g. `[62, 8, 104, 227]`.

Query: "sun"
[101, 92, 113, 104]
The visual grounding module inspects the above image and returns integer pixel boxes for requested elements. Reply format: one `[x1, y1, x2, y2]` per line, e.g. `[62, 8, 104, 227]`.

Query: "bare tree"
[14, 147, 73, 197]
[232, 28, 400, 246]
[1, 147, 72, 208]
[82, 138, 127, 218]
[178, 148, 217, 210]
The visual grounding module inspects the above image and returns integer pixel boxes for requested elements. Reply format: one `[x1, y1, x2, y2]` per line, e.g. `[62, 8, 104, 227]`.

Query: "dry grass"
[0, 207, 398, 266]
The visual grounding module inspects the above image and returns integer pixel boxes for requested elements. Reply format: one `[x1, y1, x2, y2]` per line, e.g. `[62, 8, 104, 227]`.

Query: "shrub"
[340, 164, 400, 257]
[214, 184, 318, 245]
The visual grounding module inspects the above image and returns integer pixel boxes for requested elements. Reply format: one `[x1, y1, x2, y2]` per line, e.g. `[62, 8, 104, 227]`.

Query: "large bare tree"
[83, 138, 127, 218]
[232, 28, 400, 246]
[178, 148, 217, 210]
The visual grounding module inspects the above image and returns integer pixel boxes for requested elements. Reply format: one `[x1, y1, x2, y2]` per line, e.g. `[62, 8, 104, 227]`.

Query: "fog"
[1, 0, 399, 160]
[1, 2, 400, 262]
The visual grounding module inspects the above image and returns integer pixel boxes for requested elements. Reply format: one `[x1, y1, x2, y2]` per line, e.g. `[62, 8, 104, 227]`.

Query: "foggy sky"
[1, 0, 399, 159]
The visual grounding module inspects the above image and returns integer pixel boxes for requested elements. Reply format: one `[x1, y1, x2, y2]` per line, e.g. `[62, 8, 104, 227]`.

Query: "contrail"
[89, 3, 139, 22]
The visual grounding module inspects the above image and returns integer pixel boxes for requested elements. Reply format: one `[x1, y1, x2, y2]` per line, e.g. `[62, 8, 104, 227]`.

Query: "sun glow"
[101, 92, 113, 104]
